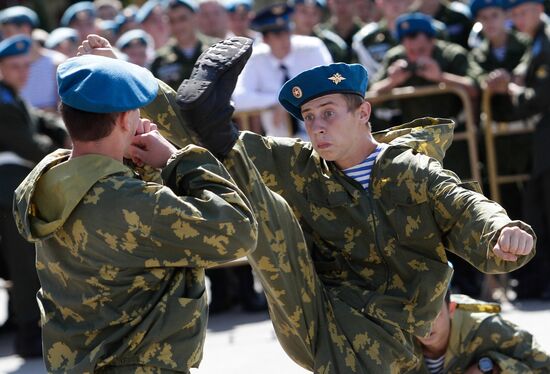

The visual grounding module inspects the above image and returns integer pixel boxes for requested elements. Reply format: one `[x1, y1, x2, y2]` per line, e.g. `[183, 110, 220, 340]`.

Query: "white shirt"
[233, 34, 333, 112]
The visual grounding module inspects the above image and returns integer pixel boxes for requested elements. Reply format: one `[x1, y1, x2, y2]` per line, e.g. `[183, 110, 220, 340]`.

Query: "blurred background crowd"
[0, 0, 549, 362]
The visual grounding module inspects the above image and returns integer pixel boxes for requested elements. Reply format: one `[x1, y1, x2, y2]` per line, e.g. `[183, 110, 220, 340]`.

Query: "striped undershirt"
[342, 144, 385, 190]
[424, 355, 445, 374]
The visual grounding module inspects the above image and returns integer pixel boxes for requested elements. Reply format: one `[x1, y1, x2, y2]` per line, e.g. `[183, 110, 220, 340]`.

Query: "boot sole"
[177, 37, 253, 110]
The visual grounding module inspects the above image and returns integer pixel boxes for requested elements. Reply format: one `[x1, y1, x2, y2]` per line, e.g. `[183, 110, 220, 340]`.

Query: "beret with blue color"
[116, 29, 152, 50]
[45, 27, 79, 49]
[57, 55, 159, 113]
[251, 3, 293, 33]
[166, 0, 198, 13]
[0, 6, 39, 27]
[225, 0, 253, 13]
[278, 63, 368, 121]
[136, 0, 161, 23]
[504, 0, 544, 8]
[0, 35, 32, 60]
[470, 0, 504, 17]
[396, 12, 436, 42]
[60, 1, 96, 27]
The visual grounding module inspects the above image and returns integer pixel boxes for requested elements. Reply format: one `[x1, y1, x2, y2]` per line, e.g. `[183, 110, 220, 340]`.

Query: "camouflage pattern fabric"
[143, 82, 536, 373]
[13, 145, 257, 373]
[415, 294, 550, 373]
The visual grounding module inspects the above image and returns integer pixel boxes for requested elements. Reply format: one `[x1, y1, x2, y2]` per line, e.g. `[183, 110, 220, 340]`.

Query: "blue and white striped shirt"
[342, 144, 385, 190]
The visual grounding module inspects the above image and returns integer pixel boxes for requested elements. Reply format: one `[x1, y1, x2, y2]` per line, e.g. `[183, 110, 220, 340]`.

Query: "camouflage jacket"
[13, 145, 257, 373]
[143, 82, 535, 340]
[417, 295, 550, 373]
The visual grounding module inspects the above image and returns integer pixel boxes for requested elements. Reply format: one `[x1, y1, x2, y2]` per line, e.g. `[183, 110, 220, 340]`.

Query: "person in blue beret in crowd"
[0, 5, 67, 112]
[136, 0, 170, 49]
[0, 34, 68, 359]
[292, 0, 349, 63]
[101, 32, 535, 371]
[487, 0, 550, 301]
[12, 37, 257, 372]
[150, 0, 209, 91]
[226, 0, 261, 41]
[45, 27, 80, 58]
[116, 29, 154, 68]
[60, 1, 97, 41]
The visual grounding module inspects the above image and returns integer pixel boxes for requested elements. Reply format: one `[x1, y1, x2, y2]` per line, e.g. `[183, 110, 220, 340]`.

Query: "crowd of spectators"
[1, 0, 550, 360]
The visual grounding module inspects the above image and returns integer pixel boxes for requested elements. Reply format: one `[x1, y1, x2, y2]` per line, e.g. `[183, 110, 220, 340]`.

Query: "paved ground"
[0, 288, 548, 374]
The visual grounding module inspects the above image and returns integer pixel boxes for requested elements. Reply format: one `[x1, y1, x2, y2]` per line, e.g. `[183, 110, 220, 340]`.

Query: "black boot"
[176, 37, 253, 159]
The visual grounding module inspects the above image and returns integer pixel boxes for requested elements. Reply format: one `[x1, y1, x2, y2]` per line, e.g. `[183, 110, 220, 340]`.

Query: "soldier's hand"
[416, 57, 442, 82]
[77, 34, 117, 59]
[485, 69, 511, 93]
[387, 59, 412, 86]
[128, 122, 178, 168]
[492, 226, 534, 262]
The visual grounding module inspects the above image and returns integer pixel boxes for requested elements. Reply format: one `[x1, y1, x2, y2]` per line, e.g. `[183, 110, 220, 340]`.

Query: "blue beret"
[136, 0, 161, 23]
[278, 63, 368, 121]
[470, 0, 504, 17]
[115, 29, 152, 50]
[97, 19, 119, 33]
[45, 27, 79, 49]
[60, 1, 96, 27]
[293, 0, 326, 8]
[0, 6, 39, 28]
[504, 0, 544, 9]
[225, 0, 253, 13]
[0, 35, 32, 60]
[251, 3, 293, 33]
[166, 0, 198, 13]
[396, 12, 436, 42]
[57, 55, 159, 113]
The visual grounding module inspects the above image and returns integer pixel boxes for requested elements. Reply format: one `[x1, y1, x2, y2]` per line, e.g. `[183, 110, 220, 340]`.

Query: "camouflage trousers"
[223, 140, 420, 373]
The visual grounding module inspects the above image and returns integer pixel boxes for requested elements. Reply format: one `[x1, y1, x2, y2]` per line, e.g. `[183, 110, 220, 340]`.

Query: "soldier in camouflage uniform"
[132, 34, 536, 372]
[12, 52, 257, 373]
[319, 0, 362, 63]
[150, 0, 209, 91]
[292, 0, 349, 63]
[413, 0, 473, 49]
[415, 292, 550, 373]
[468, 0, 531, 226]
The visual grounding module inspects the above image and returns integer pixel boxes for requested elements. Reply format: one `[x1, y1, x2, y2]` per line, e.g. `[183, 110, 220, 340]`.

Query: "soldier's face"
[477, 7, 506, 41]
[0, 23, 32, 38]
[416, 302, 455, 352]
[263, 30, 291, 59]
[301, 93, 373, 169]
[509, 3, 544, 36]
[293, 4, 322, 35]
[377, 0, 411, 21]
[402, 33, 434, 63]
[168, 6, 197, 40]
[198, 2, 229, 38]
[0, 54, 31, 91]
[123, 44, 148, 68]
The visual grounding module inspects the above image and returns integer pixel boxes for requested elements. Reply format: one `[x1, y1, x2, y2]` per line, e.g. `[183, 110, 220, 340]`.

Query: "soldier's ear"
[359, 100, 371, 125]
[448, 301, 457, 318]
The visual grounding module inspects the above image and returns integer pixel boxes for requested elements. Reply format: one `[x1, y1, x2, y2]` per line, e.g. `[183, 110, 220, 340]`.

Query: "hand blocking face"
[128, 118, 178, 168]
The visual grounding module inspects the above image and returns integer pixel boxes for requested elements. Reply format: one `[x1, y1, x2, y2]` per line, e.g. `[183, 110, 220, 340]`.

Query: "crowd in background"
[1, 0, 550, 361]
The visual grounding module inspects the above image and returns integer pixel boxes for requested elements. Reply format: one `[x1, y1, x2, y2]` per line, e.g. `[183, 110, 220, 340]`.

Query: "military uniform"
[353, 19, 398, 76]
[143, 73, 535, 373]
[319, 19, 362, 63]
[468, 29, 531, 220]
[415, 294, 550, 373]
[373, 39, 482, 180]
[150, 39, 209, 91]
[506, 20, 550, 299]
[12, 55, 258, 373]
[312, 27, 349, 63]
[432, 1, 473, 49]
[13, 146, 257, 373]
